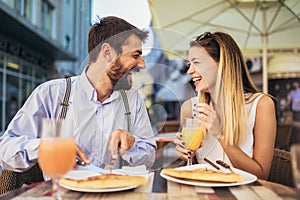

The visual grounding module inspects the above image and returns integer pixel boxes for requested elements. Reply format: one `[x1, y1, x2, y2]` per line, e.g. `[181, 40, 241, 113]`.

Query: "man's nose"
[137, 57, 146, 69]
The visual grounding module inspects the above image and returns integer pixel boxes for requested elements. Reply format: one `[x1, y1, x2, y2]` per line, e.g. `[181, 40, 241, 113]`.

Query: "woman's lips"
[192, 77, 202, 89]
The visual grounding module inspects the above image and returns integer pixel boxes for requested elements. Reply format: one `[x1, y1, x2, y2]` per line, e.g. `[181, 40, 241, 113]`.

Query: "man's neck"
[86, 64, 114, 103]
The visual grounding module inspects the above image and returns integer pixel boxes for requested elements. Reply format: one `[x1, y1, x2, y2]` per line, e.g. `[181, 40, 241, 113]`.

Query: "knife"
[216, 160, 234, 173]
[80, 164, 110, 174]
[76, 157, 110, 174]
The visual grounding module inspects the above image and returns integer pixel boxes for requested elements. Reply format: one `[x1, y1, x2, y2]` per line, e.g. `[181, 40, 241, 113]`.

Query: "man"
[282, 80, 300, 122]
[0, 16, 156, 172]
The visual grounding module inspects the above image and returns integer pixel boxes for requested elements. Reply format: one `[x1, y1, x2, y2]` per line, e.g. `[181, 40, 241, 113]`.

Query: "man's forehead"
[121, 34, 143, 53]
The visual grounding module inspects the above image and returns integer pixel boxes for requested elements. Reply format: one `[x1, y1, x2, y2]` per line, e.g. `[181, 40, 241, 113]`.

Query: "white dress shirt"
[0, 70, 156, 171]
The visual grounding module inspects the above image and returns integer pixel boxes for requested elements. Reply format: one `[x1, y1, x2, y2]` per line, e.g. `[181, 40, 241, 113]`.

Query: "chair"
[0, 164, 44, 195]
[267, 148, 294, 187]
[155, 120, 180, 133]
[275, 123, 293, 150]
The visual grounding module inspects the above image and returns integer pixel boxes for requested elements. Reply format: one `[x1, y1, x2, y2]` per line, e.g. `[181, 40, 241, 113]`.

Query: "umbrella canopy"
[148, 0, 300, 93]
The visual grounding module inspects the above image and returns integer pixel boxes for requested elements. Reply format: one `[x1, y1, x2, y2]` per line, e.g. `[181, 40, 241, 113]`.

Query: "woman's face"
[187, 46, 218, 93]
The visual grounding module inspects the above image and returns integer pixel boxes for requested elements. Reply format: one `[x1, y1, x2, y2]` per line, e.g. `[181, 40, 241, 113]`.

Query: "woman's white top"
[192, 94, 264, 166]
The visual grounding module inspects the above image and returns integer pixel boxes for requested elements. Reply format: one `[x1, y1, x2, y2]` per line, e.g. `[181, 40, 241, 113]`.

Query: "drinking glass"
[38, 118, 76, 200]
[181, 118, 205, 166]
[291, 144, 300, 198]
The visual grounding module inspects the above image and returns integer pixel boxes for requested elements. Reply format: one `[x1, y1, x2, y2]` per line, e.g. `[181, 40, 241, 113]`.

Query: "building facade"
[0, 0, 91, 134]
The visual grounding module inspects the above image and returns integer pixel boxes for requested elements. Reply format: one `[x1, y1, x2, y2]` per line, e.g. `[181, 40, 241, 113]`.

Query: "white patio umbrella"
[148, 0, 300, 93]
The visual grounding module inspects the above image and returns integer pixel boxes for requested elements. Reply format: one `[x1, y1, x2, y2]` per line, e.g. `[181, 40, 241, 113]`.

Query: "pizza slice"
[161, 168, 244, 183]
[60, 173, 147, 189]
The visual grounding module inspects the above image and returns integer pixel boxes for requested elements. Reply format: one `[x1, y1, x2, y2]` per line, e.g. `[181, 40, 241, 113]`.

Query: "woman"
[174, 31, 276, 179]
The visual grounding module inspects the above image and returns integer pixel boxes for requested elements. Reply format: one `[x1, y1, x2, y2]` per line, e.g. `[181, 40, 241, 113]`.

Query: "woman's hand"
[193, 103, 221, 138]
[174, 132, 195, 161]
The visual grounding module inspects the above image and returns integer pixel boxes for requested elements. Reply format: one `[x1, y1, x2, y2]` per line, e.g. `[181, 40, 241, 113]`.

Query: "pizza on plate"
[60, 173, 147, 189]
[161, 168, 244, 183]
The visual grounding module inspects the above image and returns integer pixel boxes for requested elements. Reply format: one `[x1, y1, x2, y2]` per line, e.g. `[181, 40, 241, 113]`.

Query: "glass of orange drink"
[38, 118, 76, 200]
[181, 118, 205, 166]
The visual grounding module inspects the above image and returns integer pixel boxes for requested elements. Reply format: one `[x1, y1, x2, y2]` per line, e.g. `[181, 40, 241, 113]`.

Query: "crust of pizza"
[60, 174, 147, 189]
[161, 168, 244, 183]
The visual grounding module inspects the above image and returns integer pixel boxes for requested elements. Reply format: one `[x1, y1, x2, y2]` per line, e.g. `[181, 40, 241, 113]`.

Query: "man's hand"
[109, 129, 135, 157]
[76, 144, 90, 165]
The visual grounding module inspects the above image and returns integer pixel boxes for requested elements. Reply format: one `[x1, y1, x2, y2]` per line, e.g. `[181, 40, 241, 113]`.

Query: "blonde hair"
[191, 32, 259, 146]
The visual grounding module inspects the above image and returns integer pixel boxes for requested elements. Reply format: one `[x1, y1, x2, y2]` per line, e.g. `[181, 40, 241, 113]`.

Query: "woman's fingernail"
[188, 151, 192, 155]
[188, 156, 191, 159]
[179, 134, 182, 137]
[193, 113, 196, 117]
[182, 141, 185, 145]
[193, 103, 196, 106]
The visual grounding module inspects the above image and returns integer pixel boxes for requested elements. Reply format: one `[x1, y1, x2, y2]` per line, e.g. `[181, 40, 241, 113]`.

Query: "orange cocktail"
[38, 138, 76, 178]
[182, 126, 204, 151]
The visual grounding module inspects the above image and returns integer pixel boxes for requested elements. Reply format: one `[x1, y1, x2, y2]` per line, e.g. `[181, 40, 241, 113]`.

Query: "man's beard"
[106, 57, 140, 91]
[114, 73, 132, 90]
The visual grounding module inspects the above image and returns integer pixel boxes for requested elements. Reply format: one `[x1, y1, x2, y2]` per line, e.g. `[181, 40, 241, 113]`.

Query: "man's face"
[107, 34, 146, 90]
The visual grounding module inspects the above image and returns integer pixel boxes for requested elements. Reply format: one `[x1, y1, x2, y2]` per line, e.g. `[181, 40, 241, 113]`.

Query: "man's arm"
[119, 90, 156, 168]
[0, 80, 65, 171]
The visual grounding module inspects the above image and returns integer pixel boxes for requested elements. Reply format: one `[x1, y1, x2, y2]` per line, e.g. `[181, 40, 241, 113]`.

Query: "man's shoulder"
[34, 76, 78, 93]
[123, 88, 142, 98]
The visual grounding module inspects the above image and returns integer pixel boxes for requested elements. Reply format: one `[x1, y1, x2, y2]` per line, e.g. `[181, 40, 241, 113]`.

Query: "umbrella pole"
[262, 5, 268, 94]
[262, 34, 268, 94]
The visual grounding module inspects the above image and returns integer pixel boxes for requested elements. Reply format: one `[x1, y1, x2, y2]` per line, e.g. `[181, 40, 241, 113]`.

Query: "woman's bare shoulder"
[181, 99, 193, 120]
[257, 94, 275, 110]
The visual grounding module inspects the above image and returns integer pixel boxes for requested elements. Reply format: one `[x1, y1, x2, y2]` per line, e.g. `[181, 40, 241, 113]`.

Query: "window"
[0, 55, 3, 134]
[24, 0, 31, 20]
[0, 52, 47, 133]
[1, 0, 31, 20]
[42, 0, 54, 35]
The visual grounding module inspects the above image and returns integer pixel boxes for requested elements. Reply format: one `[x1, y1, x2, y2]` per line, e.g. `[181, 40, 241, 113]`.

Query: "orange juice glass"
[181, 118, 205, 166]
[38, 138, 76, 178]
[38, 118, 76, 199]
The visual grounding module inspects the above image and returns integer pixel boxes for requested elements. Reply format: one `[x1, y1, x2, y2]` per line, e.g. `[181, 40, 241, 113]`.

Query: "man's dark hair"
[88, 16, 149, 62]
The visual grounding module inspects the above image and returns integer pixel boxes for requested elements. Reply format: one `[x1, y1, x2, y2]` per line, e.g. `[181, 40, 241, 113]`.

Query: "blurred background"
[0, 0, 300, 159]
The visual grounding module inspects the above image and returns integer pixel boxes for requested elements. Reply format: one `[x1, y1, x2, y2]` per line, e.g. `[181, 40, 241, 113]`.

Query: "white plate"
[160, 164, 257, 187]
[113, 165, 149, 175]
[60, 170, 139, 192]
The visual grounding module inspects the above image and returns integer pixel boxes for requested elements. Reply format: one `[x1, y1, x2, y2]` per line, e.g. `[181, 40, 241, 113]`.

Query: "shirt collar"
[78, 66, 121, 104]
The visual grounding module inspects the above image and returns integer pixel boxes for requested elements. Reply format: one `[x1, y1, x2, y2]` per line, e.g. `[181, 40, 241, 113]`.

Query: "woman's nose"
[187, 65, 194, 74]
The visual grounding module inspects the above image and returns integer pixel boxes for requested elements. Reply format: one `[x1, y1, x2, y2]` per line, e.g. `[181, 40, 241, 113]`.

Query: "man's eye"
[133, 54, 139, 59]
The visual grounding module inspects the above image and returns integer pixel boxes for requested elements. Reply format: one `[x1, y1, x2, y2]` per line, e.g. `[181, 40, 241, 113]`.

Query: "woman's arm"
[180, 100, 193, 125]
[220, 95, 276, 179]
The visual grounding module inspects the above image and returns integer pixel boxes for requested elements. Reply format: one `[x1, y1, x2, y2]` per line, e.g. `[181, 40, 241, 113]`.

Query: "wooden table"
[0, 169, 297, 200]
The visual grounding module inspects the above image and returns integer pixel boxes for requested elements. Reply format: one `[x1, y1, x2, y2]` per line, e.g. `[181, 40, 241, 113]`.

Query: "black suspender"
[58, 77, 71, 120]
[57, 78, 131, 130]
[120, 90, 131, 132]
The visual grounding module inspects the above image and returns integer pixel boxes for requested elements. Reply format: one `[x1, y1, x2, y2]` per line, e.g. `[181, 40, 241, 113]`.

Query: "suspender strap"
[120, 90, 131, 132]
[58, 77, 72, 120]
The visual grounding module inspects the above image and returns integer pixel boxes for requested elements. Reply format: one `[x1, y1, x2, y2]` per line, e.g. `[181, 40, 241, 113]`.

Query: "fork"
[105, 154, 117, 173]
[216, 160, 234, 173]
